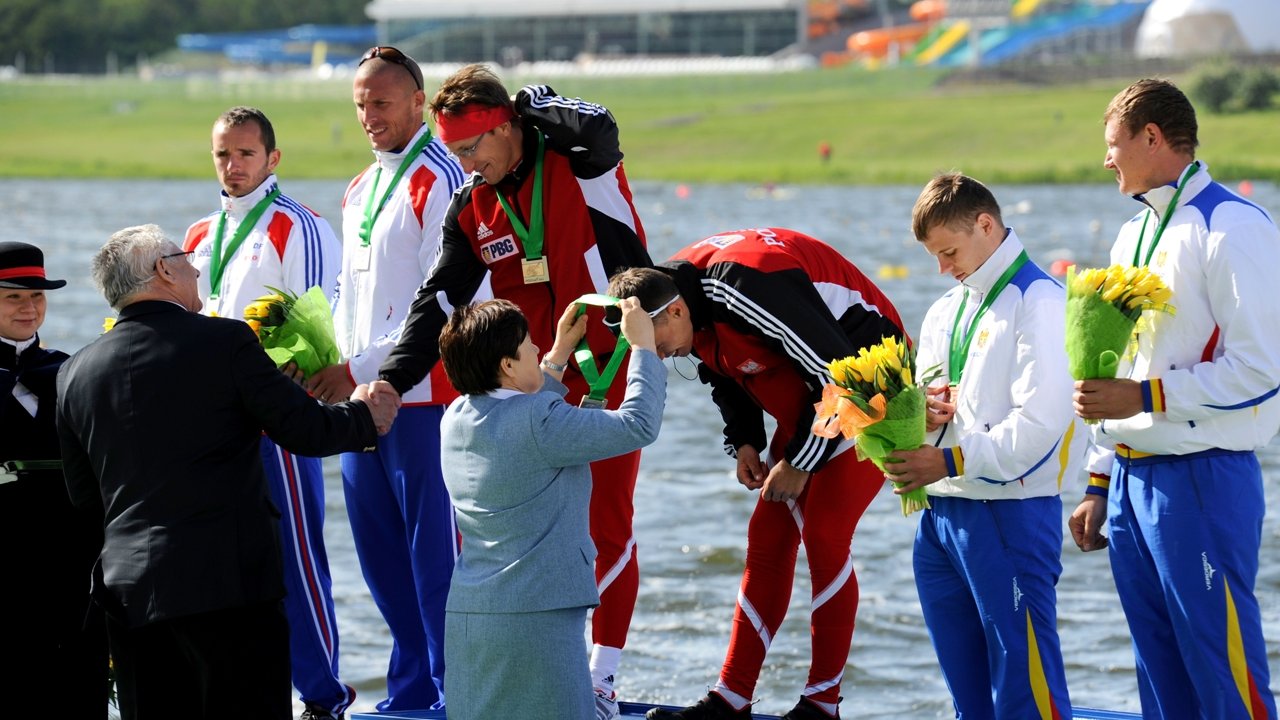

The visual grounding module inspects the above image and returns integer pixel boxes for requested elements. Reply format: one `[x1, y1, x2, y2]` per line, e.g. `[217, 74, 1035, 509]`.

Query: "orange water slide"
[847, 22, 933, 57]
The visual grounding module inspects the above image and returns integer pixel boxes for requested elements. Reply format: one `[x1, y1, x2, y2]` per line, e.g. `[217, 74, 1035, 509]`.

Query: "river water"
[5, 178, 1278, 717]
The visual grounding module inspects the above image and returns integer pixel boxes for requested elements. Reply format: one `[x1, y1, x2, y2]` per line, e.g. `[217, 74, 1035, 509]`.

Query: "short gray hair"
[93, 224, 171, 310]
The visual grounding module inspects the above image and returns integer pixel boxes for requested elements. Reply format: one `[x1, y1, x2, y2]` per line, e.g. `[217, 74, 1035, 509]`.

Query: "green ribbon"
[208, 187, 280, 299]
[359, 127, 436, 247]
[947, 250, 1029, 385]
[1132, 162, 1199, 268]
[495, 130, 546, 261]
[571, 293, 630, 403]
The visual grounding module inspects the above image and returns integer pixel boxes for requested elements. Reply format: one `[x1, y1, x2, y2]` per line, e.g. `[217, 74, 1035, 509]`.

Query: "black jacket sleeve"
[378, 185, 490, 395]
[515, 84, 623, 179]
[699, 362, 767, 458]
[707, 261, 901, 474]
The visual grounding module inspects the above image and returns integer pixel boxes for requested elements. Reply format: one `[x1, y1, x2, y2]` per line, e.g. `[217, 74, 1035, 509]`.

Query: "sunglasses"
[359, 46, 423, 91]
[602, 295, 680, 336]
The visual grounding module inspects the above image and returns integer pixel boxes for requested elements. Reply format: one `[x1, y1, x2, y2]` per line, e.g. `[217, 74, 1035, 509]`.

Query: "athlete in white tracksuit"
[1076, 160, 1280, 719]
[331, 121, 470, 712]
[185, 168, 349, 717]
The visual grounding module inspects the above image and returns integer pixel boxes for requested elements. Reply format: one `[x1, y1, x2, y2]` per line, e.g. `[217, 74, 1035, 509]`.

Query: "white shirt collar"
[1137, 161, 1203, 220]
[220, 174, 280, 215]
[373, 124, 429, 171]
[0, 335, 37, 354]
[484, 387, 523, 400]
[962, 228, 1024, 296]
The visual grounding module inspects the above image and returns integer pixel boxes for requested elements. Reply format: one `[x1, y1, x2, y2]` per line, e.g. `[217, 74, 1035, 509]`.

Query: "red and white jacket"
[338, 124, 468, 406]
[380, 85, 650, 402]
[185, 174, 341, 319]
[666, 228, 908, 474]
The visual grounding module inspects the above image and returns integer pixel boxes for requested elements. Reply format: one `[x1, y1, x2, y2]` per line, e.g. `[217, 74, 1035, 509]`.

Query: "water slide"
[1011, 0, 1042, 20]
[914, 20, 970, 65]
[934, 2, 1149, 66]
[847, 22, 934, 58]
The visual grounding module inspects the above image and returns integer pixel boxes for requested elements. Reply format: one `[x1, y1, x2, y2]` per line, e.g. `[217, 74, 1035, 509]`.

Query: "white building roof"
[1137, 0, 1280, 57]
[366, 0, 800, 21]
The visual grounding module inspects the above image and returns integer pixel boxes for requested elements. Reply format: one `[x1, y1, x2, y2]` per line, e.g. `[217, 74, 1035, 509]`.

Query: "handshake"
[351, 380, 402, 436]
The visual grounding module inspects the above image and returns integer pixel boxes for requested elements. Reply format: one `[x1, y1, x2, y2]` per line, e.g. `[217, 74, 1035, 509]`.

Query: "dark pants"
[1, 472, 109, 716]
[107, 600, 291, 720]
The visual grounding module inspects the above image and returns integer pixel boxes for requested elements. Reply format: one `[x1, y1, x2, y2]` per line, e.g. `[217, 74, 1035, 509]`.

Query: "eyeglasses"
[448, 130, 492, 161]
[159, 250, 194, 265]
[359, 46, 424, 91]
[602, 295, 680, 333]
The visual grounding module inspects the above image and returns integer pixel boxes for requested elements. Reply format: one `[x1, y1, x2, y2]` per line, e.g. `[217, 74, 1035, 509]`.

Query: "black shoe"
[300, 704, 344, 720]
[646, 693, 752, 719]
[782, 696, 840, 720]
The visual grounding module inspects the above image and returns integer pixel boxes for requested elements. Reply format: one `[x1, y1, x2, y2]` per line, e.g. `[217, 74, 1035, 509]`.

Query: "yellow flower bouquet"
[811, 335, 936, 516]
[1065, 265, 1173, 384]
[243, 286, 341, 379]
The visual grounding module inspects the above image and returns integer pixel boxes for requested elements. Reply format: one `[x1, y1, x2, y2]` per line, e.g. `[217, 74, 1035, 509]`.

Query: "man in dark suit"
[56, 224, 399, 720]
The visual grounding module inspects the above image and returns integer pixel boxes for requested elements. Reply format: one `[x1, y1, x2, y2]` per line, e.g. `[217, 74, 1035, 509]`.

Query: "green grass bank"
[2, 67, 1278, 184]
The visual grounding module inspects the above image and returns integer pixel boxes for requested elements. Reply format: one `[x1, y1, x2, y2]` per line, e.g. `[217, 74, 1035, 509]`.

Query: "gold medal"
[522, 257, 550, 284]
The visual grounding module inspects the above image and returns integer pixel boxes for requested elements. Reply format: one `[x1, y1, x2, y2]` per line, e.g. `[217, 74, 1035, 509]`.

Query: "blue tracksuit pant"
[261, 439, 354, 716]
[1108, 448, 1276, 720]
[341, 404, 457, 712]
[914, 495, 1071, 720]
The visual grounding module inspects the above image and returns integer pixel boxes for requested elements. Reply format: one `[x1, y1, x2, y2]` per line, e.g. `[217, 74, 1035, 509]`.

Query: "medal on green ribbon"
[495, 131, 549, 284]
[571, 293, 630, 409]
[208, 187, 281, 300]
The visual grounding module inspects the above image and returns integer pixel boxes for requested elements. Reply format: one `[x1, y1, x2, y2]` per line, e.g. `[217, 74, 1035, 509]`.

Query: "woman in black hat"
[0, 240, 109, 716]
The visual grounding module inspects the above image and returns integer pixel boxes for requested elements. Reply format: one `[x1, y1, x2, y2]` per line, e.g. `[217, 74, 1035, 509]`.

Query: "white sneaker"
[594, 687, 620, 720]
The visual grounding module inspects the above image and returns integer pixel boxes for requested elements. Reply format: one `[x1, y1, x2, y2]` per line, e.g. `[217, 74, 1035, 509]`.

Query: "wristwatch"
[540, 355, 568, 373]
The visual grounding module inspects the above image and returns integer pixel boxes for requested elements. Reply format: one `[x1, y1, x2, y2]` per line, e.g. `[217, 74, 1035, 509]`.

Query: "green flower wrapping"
[249, 286, 341, 379]
[851, 385, 931, 516]
[814, 336, 936, 517]
[1064, 289, 1133, 381]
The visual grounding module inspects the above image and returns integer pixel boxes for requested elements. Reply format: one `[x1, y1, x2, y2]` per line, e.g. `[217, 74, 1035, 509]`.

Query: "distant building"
[363, 0, 807, 64]
[1136, 0, 1280, 57]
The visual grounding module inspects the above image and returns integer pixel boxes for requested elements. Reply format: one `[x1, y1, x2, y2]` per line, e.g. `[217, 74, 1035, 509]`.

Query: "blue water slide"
[935, 1, 1150, 67]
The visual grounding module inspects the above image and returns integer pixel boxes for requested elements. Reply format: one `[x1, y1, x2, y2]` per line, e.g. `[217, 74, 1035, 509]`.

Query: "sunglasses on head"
[359, 46, 423, 91]
[602, 295, 680, 336]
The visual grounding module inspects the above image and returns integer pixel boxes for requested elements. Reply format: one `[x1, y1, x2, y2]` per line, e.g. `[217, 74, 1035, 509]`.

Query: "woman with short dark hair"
[438, 297, 666, 720]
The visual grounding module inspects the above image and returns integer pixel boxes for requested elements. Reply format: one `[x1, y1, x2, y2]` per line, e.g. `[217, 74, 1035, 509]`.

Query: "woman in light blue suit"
[438, 297, 666, 720]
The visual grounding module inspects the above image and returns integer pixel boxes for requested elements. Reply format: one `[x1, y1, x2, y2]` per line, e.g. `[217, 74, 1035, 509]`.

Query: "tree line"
[0, 0, 369, 73]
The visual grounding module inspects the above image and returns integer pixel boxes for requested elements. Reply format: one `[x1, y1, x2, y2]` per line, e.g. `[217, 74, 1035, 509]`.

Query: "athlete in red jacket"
[608, 228, 907, 720]
[378, 64, 651, 719]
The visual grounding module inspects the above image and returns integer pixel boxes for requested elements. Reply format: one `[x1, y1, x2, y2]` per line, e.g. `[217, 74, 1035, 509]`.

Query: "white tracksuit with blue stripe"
[1089, 162, 1280, 719]
[915, 231, 1084, 719]
[184, 175, 352, 715]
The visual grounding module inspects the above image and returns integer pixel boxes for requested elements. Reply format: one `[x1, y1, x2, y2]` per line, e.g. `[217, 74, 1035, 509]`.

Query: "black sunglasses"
[359, 46, 423, 91]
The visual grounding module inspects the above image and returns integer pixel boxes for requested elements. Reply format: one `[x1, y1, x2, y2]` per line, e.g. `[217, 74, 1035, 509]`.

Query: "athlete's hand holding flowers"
[811, 336, 938, 516]
[242, 286, 342, 380]
[1065, 265, 1173, 422]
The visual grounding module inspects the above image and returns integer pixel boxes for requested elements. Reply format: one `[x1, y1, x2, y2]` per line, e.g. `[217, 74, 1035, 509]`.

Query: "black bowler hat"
[0, 241, 67, 290]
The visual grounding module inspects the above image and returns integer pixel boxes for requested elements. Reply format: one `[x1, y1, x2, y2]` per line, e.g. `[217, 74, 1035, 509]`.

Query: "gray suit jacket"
[440, 349, 666, 614]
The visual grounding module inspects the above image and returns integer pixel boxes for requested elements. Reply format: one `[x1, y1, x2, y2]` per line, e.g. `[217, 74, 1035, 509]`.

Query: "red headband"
[0, 266, 45, 280]
[435, 104, 516, 144]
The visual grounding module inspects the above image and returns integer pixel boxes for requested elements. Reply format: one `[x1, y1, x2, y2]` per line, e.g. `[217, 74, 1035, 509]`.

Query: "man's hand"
[884, 445, 948, 493]
[306, 363, 357, 404]
[1069, 494, 1109, 552]
[352, 381, 402, 435]
[924, 383, 955, 432]
[281, 361, 307, 387]
[1074, 378, 1143, 421]
[735, 445, 766, 490]
[760, 459, 809, 503]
